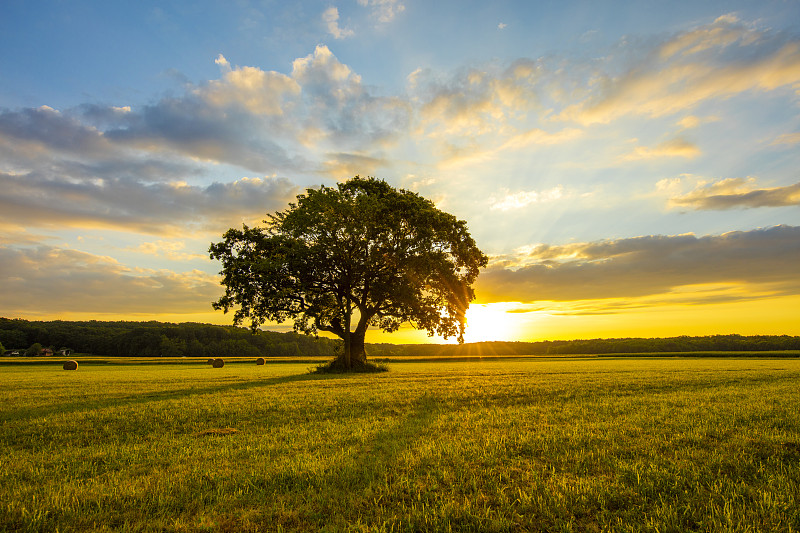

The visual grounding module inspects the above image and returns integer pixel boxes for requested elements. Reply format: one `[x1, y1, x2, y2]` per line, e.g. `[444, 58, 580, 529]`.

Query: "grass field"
[1, 356, 799, 532]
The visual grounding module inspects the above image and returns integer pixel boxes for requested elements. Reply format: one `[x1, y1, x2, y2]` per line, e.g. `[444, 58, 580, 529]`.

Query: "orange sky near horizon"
[13, 291, 799, 345]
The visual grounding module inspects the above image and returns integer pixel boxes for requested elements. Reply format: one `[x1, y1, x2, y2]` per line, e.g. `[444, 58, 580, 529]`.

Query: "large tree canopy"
[209, 176, 488, 369]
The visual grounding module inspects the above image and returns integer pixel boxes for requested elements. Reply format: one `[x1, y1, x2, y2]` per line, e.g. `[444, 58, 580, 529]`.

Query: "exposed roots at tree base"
[309, 358, 390, 374]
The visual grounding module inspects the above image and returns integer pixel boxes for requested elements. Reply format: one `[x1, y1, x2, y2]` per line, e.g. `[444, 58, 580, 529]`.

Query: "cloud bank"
[0, 171, 297, 235]
[477, 225, 800, 303]
[0, 245, 222, 316]
[670, 178, 800, 210]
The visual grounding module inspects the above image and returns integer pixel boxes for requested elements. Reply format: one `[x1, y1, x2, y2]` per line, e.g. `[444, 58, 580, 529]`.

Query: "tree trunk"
[349, 329, 367, 367]
[335, 304, 354, 370]
[334, 330, 367, 370]
[342, 330, 352, 369]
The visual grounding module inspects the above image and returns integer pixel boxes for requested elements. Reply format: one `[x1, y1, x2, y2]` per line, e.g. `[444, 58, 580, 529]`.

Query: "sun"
[463, 303, 517, 343]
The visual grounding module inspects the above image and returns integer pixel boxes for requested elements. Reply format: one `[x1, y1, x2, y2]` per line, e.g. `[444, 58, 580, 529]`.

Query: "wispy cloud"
[126, 240, 207, 261]
[621, 137, 701, 161]
[357, 0, 405, 23]
[322, 6, 354, 39]
[412, 65, 544, 139]
[490, 186, 564, 211]
[771, 132, 800, 145]
[556, 14, 800, 125]
[437, 127, 583, 168]
[670, 178, 800, 210]
[321, 152, 387, 180]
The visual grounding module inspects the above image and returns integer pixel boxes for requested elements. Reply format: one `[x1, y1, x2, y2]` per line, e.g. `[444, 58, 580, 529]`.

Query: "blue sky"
[2, 0, 800, 342]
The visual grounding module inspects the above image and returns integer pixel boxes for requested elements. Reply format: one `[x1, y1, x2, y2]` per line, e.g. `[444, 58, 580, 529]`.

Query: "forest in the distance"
[2, 317, 799, 358]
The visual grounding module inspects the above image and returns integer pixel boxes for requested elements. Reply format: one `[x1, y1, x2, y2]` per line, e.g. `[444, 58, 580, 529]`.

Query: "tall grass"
[1, 357, 799, 532]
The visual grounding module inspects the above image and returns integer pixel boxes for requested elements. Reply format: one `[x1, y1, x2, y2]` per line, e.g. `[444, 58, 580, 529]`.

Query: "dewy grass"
[1, 357, 799, 532]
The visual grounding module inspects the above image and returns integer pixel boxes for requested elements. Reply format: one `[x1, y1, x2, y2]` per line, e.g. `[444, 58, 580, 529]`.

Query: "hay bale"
[207, 358, 215, 365]
[63, 360, 78, 370]
[256, 357, 266, 365]
[212, 358, 225, 368]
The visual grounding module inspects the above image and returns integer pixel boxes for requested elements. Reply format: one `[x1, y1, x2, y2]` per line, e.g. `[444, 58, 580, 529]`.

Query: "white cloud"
[357, 0, 405, 23]
[323, 6, 354, 39]
[201, 62, 300, 115]
[214, 54, 231, 71]
[490, 186, 564, 211]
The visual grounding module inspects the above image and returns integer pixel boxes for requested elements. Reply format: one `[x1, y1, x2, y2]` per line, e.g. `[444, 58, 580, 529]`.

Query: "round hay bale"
[207, 358, 215, 365]
[63, 360, 78, 370]
[256, 357, 266, 365]
[212, 358, 225, 368]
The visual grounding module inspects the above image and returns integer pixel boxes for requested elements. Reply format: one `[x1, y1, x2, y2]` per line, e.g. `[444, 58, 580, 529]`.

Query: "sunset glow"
[463, 304, 521, 344]
[2, 1, 800, 343]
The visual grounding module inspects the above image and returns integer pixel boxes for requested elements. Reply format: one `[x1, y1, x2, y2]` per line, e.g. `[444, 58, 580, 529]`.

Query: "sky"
[1, 0, 800, 344]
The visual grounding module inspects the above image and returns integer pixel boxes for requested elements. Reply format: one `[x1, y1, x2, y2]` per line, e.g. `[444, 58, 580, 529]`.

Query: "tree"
[210, 176, 488, 370]
[159, 334, 186, 358]
[25, 343, 43, 357]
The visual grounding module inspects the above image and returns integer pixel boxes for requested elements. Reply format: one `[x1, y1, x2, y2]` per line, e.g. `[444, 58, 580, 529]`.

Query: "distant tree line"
[1, 318, 798, 357]
[388, 335, 800, 357]
[0, 318, 339, 358]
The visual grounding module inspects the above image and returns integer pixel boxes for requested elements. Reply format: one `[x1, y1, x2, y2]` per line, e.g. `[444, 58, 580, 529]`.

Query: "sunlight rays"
[464, 303, 520, 343]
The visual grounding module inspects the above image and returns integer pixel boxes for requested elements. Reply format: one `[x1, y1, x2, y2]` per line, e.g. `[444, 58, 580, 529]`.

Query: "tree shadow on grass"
[257, 391, 443, 522]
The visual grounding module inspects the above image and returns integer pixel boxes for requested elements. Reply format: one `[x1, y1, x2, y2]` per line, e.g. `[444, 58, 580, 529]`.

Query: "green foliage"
[25, 342, 43, 356]
[158, 334, 186, 357]
[0, 323, 27, 349]
[210, 176, 488, 369]
[1, 359, 799, 531]
[0, 317, 339, 358]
